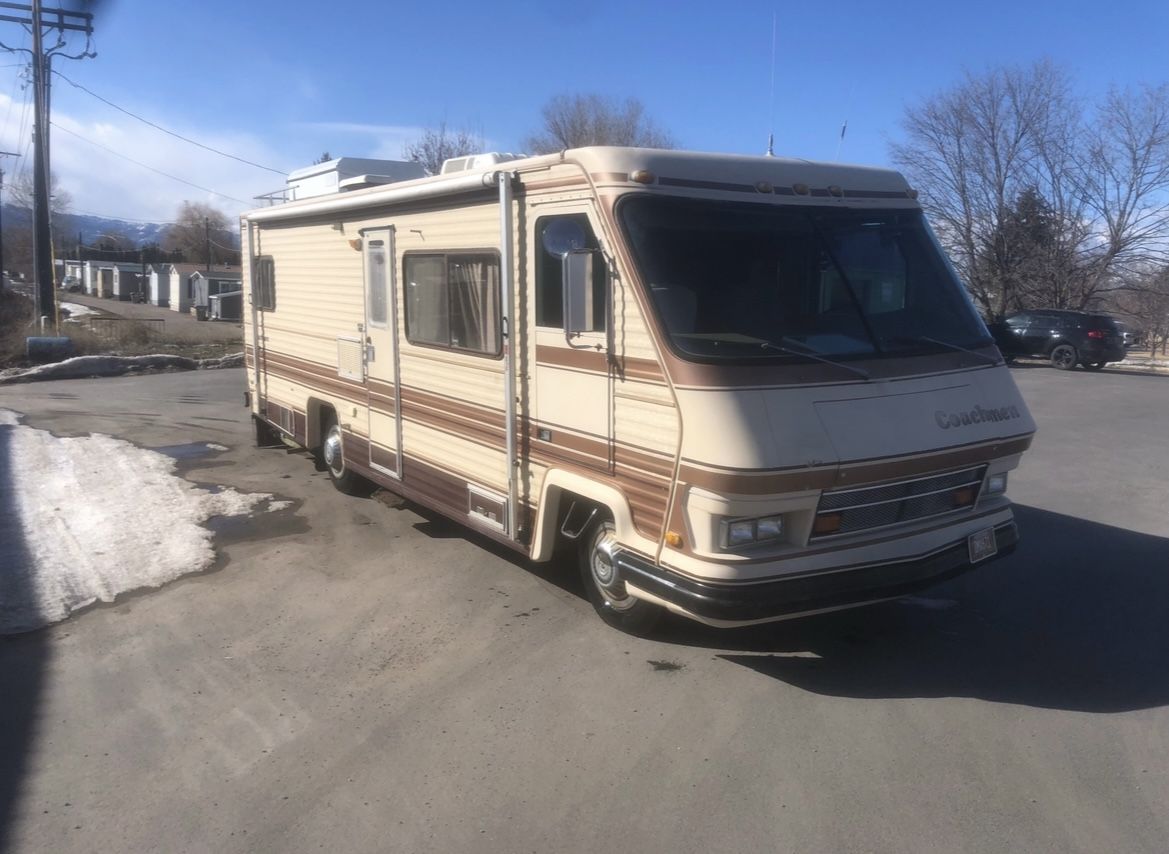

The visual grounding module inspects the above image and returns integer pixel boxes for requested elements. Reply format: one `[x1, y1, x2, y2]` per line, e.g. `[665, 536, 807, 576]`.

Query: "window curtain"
[449, 257, 499, 353]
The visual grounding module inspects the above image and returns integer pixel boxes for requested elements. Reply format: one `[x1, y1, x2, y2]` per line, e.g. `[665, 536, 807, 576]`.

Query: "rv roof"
[246, 147, 914, 223]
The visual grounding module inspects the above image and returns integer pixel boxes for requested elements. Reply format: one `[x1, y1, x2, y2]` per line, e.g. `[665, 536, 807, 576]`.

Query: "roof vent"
[338, 174, 402, 192]
[439, 152, 526, 174]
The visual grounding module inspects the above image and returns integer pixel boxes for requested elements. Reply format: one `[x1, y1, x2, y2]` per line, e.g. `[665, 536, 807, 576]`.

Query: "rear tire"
[578, 515, 662, 635]
[1050, 344, 1077, 370]
[320, 413, 370, 495]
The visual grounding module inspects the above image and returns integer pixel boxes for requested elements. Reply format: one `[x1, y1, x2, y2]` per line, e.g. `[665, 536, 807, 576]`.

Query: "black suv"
[989, 310, 1127, 371]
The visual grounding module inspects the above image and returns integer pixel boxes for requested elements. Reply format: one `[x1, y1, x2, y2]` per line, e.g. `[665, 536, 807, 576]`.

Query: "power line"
[208, 236, 240, 251]
[52, 69, 287, 176]
[49, 120, 251, 205]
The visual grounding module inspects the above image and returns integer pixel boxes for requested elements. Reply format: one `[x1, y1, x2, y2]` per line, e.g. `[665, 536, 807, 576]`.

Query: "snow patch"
[60, 302, 101, 318]
[205, 442, 229, 451]
[0, 410, 278, 634]
[0, 352, 245, 385]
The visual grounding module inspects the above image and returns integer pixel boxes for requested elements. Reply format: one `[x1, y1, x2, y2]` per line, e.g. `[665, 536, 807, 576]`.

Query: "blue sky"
[0, 0, 1165, 224]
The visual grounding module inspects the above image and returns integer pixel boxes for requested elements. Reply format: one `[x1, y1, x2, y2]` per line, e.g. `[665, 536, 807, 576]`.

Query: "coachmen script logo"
[935, 404, 1021, 430]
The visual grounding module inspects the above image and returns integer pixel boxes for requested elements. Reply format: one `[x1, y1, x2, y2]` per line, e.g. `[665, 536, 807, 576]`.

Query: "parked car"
[989, 309, 1128, 371]
[1116, 322, 1143, 349]
[59, 276, 82, 293]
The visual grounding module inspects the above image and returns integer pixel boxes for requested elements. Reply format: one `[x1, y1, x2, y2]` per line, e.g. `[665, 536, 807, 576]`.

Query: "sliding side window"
[253, 256, 276, 311]
[404, 252, 501, 356]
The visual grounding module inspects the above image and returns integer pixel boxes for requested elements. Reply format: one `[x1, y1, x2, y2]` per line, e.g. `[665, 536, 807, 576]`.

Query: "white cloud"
[0, 92, 298, 224]
[296, 120, 426, 164]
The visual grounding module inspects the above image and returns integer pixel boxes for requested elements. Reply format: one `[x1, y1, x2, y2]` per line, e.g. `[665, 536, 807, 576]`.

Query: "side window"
[404, 253, 501, 356]
[536, 214, 606, 331]
[254, 256, 276, 311]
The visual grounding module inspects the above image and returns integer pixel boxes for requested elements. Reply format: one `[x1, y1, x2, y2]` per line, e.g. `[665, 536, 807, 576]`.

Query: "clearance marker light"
[665, 531, 684, 548]
[793, 183, 810, 195]
[630, 170, 656, 184]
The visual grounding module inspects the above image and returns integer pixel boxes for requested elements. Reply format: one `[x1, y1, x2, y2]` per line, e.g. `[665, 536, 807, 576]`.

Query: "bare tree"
[2, 171, 72, 276]
[94, 229, 136, 252]
[1115, 265, 1169, 356]
[523, 94, 675, 154]
[892, 65, 1169, 319]
[163, 201, 237, 267]
[403, 123, 484, 176]
[1077, 85, 1169, 287]
[891, 61, 1072, 319]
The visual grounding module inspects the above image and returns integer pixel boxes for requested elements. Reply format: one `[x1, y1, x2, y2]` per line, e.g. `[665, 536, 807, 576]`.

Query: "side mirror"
[562, 249, 596, 335]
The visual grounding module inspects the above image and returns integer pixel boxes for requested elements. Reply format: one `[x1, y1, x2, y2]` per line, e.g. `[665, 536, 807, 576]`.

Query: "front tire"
[320, 414, 369, 495]
[578, 516, 662, 635]
[1050, 344, 1078, 370]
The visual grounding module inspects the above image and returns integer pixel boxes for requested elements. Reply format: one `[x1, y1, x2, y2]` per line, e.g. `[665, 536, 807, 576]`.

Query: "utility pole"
[204, 216, 211, 274]
[0, 1, 96, 329]
[0, 150, 20, 288]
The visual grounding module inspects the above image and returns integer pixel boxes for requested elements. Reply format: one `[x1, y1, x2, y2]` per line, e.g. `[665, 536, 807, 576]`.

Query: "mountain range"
[3, 204, 183, 248]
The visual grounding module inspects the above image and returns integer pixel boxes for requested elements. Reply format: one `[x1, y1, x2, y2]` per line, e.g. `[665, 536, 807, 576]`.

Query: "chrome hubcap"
[323, 429, 344, 475]
[590, 525, 636, 611]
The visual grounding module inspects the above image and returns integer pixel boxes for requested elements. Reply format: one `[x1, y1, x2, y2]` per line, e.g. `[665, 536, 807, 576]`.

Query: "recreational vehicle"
[242, 147, 1035, 632]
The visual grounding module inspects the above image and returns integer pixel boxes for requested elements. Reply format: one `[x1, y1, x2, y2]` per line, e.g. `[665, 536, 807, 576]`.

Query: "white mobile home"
[89, 263, 114, 298]
[286, 157, 427, 201]
[242, 147, 1036, 632]
[190, 270, 242, 310]
[148, 264, 172, 307]
[111, 263, 148, 301]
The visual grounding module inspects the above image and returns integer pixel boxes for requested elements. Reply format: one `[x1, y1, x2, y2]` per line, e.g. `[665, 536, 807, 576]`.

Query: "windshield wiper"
[759, 337, 871, 381]
[806, 216, 884, 356]
[889, 335, 999, 367]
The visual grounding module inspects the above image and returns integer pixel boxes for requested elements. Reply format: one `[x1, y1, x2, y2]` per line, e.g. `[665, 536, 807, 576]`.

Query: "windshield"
[618, 196, 991, 363]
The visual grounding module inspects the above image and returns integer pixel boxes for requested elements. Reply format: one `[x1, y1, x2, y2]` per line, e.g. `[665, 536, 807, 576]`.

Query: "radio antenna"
[835, 85, 855, 161]
[765, 11, 776, 156]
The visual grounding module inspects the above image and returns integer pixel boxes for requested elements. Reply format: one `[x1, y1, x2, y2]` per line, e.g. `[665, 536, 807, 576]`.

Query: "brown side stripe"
[535, 344, 664, 383]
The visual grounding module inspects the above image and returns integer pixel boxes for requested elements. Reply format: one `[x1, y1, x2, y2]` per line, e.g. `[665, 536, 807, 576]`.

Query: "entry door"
[531, 209, 613, 473]
[363, 228, 402, 478]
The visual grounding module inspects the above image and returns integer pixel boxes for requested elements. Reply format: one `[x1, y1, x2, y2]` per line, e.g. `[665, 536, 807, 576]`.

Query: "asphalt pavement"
[0, 365, 1166, 853]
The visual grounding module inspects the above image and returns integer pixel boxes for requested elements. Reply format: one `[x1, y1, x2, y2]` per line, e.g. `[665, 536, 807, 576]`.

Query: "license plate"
[968, 527, 998, 563]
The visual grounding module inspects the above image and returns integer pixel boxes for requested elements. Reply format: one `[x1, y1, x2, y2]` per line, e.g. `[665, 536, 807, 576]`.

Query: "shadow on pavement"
[0, 416, 49, 851]
[684, 505, 1169, 712]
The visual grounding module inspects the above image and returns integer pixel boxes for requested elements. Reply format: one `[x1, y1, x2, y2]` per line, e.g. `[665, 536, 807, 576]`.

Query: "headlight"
[721, 514, 785, 549]
[985, 473, 1008, 496]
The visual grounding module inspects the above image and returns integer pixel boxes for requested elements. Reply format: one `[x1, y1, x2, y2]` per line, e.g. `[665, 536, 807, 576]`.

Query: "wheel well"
[529, 477, 636, 563]
[307, 398, 334, 450]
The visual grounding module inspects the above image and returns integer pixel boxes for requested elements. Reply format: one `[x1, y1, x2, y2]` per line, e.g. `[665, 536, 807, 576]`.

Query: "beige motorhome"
[242, 147, 1035, 632]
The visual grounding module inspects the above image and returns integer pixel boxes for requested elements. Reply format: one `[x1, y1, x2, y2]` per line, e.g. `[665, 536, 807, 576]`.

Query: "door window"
[367, 239, 389, 327]
[535, 214, 606, 331]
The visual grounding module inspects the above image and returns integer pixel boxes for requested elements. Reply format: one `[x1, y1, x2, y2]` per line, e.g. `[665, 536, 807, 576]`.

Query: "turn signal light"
[951, 487, 977, 508]
[813, 513, 842, 535]
[665, 531, 683, 548]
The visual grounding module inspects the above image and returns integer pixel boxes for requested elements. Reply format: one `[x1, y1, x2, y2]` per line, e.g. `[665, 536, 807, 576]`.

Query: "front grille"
[812, 465, 987, 540]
